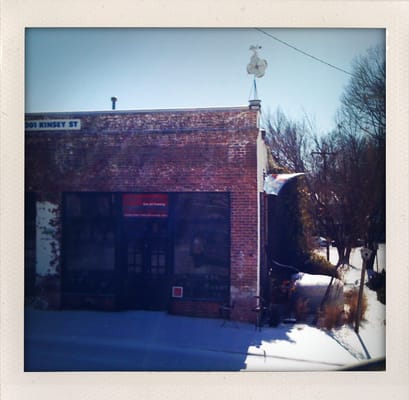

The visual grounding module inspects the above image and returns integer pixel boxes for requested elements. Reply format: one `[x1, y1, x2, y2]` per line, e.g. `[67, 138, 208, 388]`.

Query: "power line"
[255, 28, 355, 77]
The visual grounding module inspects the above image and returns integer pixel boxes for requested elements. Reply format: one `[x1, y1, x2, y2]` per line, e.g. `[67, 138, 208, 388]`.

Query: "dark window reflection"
[172, 193, 230, 300]
[63, 193, 116, 294]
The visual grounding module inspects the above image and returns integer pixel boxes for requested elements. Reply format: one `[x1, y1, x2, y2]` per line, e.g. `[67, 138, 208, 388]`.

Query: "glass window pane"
[63, 193, 117, 294]
[172, 193, 230, 300]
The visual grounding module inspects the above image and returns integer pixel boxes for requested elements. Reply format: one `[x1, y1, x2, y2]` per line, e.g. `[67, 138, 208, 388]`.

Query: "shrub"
[317, 303, 345, 330]
[294, 297, 310, 322]
[377, 287, 385, 304]
[302, 252, 338, 277]
[268, 304, 284, 327]
[344, 288, 368, 325]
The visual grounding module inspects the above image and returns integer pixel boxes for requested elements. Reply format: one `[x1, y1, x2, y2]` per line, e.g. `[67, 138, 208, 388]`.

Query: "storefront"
[60, 191, 230, 312]
[25, 106, 268, 322]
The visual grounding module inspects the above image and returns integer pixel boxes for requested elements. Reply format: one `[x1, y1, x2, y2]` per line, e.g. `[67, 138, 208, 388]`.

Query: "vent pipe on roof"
[111, 96, 118, 110]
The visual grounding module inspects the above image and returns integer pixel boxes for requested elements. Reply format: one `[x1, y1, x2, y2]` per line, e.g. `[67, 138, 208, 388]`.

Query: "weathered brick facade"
[25, 107, 267, 323]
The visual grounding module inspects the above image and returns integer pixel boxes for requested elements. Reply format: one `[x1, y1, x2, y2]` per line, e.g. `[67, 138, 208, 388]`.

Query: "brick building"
[25, 105, 269, 323]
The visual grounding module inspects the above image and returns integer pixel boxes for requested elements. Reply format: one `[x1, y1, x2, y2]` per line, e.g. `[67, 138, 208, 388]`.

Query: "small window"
[65, 193, 114, 217]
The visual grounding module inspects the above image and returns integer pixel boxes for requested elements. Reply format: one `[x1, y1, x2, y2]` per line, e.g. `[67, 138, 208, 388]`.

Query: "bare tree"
[336, 45, 386, 268]
[263, 45, 385, 268]
[263, 108, 310, 172]
[339, 45, 386, 141]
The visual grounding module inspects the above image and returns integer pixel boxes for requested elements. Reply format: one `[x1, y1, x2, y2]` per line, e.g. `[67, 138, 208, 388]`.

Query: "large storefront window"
[172, 193, 230, 301]
[61, 192, 231, 306]
[62, 193, 116, 294]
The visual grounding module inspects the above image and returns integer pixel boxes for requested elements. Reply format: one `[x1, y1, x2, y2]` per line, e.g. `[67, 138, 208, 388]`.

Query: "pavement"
[24, 306, 374, 372]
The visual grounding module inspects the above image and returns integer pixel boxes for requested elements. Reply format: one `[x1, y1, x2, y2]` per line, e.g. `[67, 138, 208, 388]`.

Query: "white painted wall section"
[36, 201, 59, 276]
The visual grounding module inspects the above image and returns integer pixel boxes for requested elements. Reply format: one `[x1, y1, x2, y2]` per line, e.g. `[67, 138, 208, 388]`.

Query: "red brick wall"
[169, 299, 223, 319]
[25, 107, 261, 322]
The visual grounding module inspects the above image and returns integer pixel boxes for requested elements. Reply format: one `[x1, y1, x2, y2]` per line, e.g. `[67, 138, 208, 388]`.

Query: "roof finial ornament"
[247, 45, 268, 79]
[247, 45, 267, 109]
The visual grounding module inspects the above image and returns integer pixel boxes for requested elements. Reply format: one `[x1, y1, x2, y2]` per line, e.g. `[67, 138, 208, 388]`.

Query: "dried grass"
[317, 303, 345, 330]
[315, 288, 369, 331]
[344, 288, 368, 325]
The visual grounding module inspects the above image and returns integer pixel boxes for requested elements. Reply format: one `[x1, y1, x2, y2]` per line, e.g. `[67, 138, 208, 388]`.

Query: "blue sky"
[25, 28, 385, 135]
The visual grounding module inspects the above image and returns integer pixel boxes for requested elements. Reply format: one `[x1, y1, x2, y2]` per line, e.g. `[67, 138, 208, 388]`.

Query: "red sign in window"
[123, 194, 168, 217]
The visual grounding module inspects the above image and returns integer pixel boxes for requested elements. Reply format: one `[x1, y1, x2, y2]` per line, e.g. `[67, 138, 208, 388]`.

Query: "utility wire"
[256, 28, 355, 77]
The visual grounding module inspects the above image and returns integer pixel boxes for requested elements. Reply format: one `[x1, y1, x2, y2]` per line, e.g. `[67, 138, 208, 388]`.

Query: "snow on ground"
[245, 245, 385, 370]
[316, 245, 386, 362]
[24, 245, 386, 372]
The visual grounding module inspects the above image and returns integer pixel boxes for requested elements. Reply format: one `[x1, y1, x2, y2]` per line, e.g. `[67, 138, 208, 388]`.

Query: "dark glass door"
[124, 220, 169, 310]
